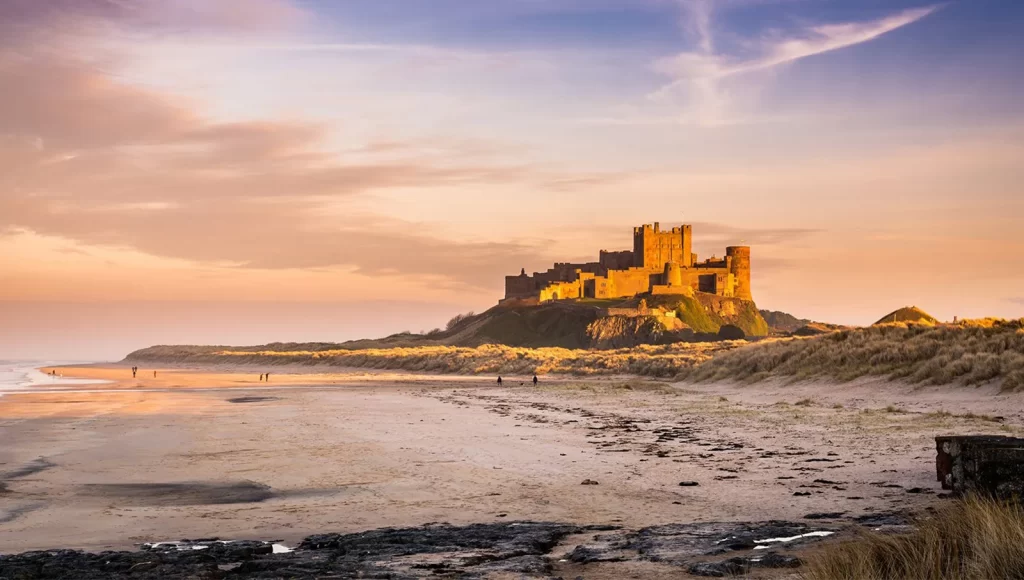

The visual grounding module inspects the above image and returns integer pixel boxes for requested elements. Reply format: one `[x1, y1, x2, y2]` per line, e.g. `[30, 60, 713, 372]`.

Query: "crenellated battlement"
[504, 222, 752, 303]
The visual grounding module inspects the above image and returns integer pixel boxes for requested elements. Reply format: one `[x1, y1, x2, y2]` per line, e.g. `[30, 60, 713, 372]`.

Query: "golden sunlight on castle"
[504, 223, 752, 303]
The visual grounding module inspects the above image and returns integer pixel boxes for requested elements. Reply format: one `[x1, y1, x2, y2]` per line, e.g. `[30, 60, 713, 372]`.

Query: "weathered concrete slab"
[936, 435, 1024, 498]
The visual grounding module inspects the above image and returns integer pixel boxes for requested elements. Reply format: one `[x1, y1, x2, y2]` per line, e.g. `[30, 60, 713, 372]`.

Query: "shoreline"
[2, 366, 1020, 575]
[0, 361, 111, 395]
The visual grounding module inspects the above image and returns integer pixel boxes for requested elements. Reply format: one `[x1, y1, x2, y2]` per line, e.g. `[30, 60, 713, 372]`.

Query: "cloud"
[558, 220, 820, 247]
[1, 199, 547, 291]
[745, 6, 939, 75]
[656, 5, 939, 82]
[679, 0, 714, 54]
[0, 3, 608, 292]
[687, 222, 821, 246]
[642, 4, 941, 126]
[0, 63, 555, 290]
[0, 0, 306, 39]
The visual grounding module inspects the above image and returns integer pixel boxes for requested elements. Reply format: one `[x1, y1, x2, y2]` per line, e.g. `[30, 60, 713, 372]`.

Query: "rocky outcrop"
[0, 520, 831, 579]
[717, 324, 746, 340]
[0, 523, 585, 580]
[760, 310, 811, 333]
[585, 315, 692, 349]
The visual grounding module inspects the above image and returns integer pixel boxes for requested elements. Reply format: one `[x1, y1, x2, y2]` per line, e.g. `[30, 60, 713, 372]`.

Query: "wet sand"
[2, 365, 1021, 564]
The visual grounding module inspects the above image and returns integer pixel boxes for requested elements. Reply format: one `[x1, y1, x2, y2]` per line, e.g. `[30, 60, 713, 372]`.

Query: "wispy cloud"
[744, 6, 939, 75]
[624, 3, 942, 126]
[680, 0, 714, 54]
[0, 0, 619, 291]
[0, 0, 307, 38]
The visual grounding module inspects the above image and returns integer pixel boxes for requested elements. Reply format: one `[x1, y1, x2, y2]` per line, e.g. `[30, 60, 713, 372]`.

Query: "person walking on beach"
[265, 372, 270, 382]
[497, 376, 503, 386]
[153, 370, 157, 378]
[132, 366, 137, 378]
[533, 375, 538, 386]
[260, 373, 264, 382]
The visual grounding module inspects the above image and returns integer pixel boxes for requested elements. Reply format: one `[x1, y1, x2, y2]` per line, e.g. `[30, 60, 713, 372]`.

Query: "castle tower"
[726, 246, 752, 300]
[663, 262, 683, 287]
[633, 222, 695, 269]
[681, 224, 693, 267]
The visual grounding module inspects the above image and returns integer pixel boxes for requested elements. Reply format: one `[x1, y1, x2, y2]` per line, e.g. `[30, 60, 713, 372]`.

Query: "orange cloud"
[1, 0, 306, 38]
[0, 2, 615, 293]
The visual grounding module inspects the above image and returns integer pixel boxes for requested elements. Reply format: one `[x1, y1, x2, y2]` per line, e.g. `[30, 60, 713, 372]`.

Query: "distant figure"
[260, 373, 264, 382]
[153, 370, 157, 378]
[497, 376, 503, 386]
[265, 373, 270, 382]
[132, 366, 137, 378]
[533, 375, 538, 385]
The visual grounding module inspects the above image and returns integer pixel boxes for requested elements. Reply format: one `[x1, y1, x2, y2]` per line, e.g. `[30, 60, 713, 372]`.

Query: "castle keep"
[504, 223, 752, 303]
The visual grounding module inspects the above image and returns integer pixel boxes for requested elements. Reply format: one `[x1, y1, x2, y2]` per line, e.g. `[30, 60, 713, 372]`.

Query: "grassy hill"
[125, 293, 770, 372]
[760, 310, 811, 333]
[634, 293, 768, 337]
[683, 318, 1024, 391]
[874, 306, 938, 326]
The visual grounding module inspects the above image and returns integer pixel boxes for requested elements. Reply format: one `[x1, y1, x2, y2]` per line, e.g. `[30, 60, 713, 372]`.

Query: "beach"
[1, 365, 1021, 574]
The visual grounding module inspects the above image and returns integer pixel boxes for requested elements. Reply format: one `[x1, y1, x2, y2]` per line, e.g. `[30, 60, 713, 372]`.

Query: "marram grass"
[683, 320, 1024, 391]
[127, 341, 737, 378]
[804, 496, 1024, 580]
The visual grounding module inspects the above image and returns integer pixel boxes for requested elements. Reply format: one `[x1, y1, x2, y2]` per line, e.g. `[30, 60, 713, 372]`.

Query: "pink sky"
[2, 0, 1022, 359]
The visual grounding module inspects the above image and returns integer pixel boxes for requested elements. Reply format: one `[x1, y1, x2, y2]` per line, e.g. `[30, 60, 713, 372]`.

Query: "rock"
[717, 325, 746, 341]
[853, 512, 913, 528]
[470, 554, 552, 575]
[721, 537, 757, 551]
[0, 522, 586, 580]
[687, 552, 802, 577]
[758, 552, 803, 568]
[679, 481, 700, 487]
[0, 519, 828, 578]
[804, 512, 846, 520]
[581, 479, 599, 485]
[688, 559, 748, 577]
[602, 521, 826, 566]
[566, 545, 624, 564]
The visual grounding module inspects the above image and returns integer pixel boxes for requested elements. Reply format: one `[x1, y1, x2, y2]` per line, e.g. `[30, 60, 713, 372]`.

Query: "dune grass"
[683, 320, 1024, 391]
[127, 342, 738, 378]
[804, 496, 1024, 580]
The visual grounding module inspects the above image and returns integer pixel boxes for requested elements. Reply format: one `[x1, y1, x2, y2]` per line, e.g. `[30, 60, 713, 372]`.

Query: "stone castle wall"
[504, 223, 752, 304]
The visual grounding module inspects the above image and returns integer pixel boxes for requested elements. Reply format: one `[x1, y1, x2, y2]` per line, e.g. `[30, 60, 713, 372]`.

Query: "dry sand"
[2, 365, 1022, 560]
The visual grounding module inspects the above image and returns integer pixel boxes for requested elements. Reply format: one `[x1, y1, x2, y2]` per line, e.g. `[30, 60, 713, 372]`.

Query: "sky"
[1, 0, 1023, 359]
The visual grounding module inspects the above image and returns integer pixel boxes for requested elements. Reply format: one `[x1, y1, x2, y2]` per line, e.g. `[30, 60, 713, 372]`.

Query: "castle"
[504, 223, 752, 303]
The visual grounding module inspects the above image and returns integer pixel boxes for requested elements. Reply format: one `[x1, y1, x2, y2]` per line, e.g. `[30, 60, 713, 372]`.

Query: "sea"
[0, 360, 110, 396]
